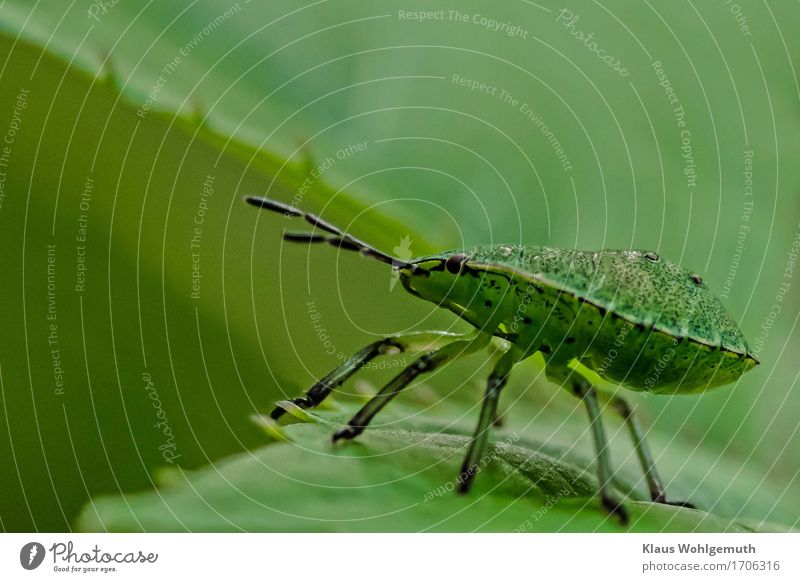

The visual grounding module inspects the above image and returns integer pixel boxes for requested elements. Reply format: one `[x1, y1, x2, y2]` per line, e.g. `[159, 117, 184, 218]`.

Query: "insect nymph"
[247, 195, 758, 523]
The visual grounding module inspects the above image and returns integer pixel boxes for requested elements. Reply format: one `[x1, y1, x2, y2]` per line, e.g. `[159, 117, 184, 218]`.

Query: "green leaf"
[77, 404, 792, 532]
[0, 19, 420, 532]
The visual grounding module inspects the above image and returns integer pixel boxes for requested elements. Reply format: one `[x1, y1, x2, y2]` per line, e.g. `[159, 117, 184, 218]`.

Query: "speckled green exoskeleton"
[246, 195, 759, 524]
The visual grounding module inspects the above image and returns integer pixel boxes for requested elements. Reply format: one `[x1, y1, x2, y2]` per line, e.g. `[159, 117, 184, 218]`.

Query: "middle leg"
[607, 395, 695, 508]
[332, 333, 491, 442]
[457, 347, 522, 493]
[573, 378, 629, 524]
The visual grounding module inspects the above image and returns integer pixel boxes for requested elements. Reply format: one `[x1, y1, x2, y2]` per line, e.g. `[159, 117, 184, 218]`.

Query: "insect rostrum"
[246, 195, 758, 525]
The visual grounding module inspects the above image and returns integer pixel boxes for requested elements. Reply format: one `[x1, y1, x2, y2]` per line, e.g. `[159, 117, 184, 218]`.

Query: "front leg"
[270, 331, 466, 420]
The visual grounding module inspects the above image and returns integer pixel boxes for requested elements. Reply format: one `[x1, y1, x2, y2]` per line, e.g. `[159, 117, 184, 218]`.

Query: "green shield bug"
[246, 195, 759, 524]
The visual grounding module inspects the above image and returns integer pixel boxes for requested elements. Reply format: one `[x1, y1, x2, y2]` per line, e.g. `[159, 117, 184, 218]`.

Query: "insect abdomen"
[502, 279, 753, 394]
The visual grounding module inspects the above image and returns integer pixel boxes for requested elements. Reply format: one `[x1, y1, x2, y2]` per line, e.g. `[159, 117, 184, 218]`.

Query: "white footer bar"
[1, 533, 797, 581]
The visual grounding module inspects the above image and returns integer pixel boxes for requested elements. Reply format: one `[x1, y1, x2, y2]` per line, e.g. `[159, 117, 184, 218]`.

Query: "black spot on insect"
[690, 273, 703, 285]
[484, 300, 492, 308]
[539, 344, 551, 354]
[644, 251, 660, 262]
[445, 254, 468, 274]
[523, 317, 532, 324]
[565, 337, 576, 344]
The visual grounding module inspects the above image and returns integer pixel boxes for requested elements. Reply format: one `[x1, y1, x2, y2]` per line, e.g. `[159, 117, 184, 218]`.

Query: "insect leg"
[270, 339, 395, 420]
[270, 331, 466, 420]
[332, 334, 490, 442]
[608, 396, 695, 509]
[457, 347, 521, 493]
[573, 379, 629, 525]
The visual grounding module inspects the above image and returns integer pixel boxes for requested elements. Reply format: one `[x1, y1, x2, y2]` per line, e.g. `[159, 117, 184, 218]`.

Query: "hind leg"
[607, 395, 695, 509]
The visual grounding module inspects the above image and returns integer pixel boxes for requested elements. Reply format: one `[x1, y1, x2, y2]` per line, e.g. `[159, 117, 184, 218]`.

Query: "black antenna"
[245, 195, 413, 269]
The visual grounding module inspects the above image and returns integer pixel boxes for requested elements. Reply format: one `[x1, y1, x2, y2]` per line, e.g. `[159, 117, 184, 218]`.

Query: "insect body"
[247, 195, 758, 524]
[404, 245, 757, 393]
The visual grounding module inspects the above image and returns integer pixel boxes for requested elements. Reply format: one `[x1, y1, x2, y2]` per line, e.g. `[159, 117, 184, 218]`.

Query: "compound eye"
[690, 273, 703, 285]
[644, 251, 659, 262]
[445, 254, 468, 274]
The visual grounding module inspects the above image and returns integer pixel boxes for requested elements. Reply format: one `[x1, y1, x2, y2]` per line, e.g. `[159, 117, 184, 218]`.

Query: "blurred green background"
[0, 0, 798, 532]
